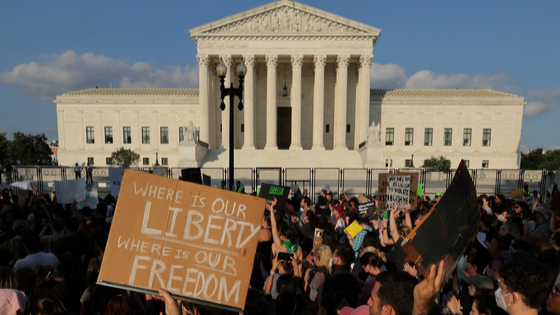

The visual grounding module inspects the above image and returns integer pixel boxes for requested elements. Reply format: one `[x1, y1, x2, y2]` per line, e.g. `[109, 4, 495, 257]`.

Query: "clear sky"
[1, 0, 558, 152]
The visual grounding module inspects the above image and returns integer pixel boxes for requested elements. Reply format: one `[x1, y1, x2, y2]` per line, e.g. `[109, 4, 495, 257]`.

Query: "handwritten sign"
[54, 178, 86, 204]
[259, 183, 290, 205]
[358, 201, 376, 216]
[109, 168, 125, 197]
[97, 170, 266, 312]
[77, 188, 99, 209]
[386, 176, 411, 210]
[395, 171, 419, 209]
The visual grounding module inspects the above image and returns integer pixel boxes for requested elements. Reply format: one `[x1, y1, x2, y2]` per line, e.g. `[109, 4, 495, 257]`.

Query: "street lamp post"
[217, 59, 246, 190]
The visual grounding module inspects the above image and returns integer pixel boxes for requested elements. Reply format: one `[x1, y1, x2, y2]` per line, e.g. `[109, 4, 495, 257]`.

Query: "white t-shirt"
[14, 252, 59, 271]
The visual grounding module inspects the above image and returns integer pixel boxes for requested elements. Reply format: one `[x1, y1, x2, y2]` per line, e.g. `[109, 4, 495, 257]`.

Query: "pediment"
[190, 0, 381, 38]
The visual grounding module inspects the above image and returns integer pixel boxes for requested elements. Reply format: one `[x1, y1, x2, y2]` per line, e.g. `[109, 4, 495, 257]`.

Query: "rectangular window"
[106, 157, 112, 165]
[142, 127, 150, 144]
[346, 124, 351, 133]
[87, 157, 94, 165]
[385, 159, 392, 167]
[444, 128, 452, 146]
[464, 160, 470, 168]
[482, 160, 489, 168]
[220, 124, 222, 133]
[86, 126, 95, 144]
[405, 159, 413, 167]
[123, 127, 131, 144]
[405, 128, 414, 146]
[241, 124, 244, 133]
[179, 127, 184, 142]
[483, 129, 491, 146]
[385, 128, 394, 146]
[160, 127, 169, 144]
[326, 124, 330, 133]
[424, 128, 433, 146]
[105, 126, 113, 144]
[143, 157, 150, 166]
[463, 128, 472, 146]
[161, 158, 168, 166]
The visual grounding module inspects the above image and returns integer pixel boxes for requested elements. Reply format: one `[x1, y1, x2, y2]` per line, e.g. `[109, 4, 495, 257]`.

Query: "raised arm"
[389, 203, 400, 243]
[404, 202, 413, 229]
[269, 198, 284, 250]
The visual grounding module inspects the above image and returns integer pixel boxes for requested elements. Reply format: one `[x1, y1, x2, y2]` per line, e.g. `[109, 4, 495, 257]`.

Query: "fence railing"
[1, 167, 554, 203]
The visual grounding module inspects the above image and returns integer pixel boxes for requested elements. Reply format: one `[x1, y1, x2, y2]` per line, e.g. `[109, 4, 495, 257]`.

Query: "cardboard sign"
[97, 170, 266, 312]
[203, 174, 211, 186]
[358, 201, 376, 216]
[401, 161, 479, 281]
[181, 168, 202, 185]
[377, 173, 390, 212]
[511, 189, 524, 201]
[54, 178, 86, 204]
[386, 176, 411, 210]
[313, 228, 324, 248]
[109, 168, 125, 197]
[77, 188, 99, 209]
[396, 171, 420, 209]
[259, 183, 290, 205]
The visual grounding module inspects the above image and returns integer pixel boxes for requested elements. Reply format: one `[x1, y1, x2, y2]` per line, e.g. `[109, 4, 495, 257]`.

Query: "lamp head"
[217, 60, 227, 78]
[236, 60, 247, 79]
[283, 85, 288, 97]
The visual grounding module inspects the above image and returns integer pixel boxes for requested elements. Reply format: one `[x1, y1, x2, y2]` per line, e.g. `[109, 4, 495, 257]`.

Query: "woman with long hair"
[304, 244, 332, 303]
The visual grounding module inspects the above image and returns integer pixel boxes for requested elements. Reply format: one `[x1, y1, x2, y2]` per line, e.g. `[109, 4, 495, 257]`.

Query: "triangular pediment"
[190, 0, 381, 38]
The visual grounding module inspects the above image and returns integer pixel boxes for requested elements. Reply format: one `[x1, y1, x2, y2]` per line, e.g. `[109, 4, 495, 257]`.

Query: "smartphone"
[278, 252, 293, 261]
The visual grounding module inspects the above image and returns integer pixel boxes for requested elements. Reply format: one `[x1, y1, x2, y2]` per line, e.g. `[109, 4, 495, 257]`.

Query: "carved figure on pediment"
[367, 122, 381, 144]
[280, 11, 290, 31]
[250, 19, 259, 31]
[292, 12, 301, 32]
[313, 20, 323, 32]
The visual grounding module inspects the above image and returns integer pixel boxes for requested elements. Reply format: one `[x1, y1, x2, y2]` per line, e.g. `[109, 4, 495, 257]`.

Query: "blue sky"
[1, 0, 559, 151]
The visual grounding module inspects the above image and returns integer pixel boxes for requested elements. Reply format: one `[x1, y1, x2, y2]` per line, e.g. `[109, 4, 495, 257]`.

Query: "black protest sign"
[180, 168, 202, 185]
[358, 201, 376, 216]
[259, 183, 290, 205]
[386, 176, 411, 210]
[401, 160, 479, 281]
[203, 174, 211, 186]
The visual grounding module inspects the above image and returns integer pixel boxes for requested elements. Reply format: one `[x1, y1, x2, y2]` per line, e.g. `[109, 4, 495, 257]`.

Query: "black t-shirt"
[387, 236, 408, 271]
[321, 272, 361, 308]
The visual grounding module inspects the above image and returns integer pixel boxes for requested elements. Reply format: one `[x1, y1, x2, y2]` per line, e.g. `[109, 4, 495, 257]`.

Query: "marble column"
[357, 54, 373, 148]
[197, 54, 210, 145]
[219, 55, 233, 149]
[290, 55, 303, 150]
[242, 55, 256, 150]
[265, 55, 278, 150]
[312, 55, 326, 150]
[334, 55, 350, 150]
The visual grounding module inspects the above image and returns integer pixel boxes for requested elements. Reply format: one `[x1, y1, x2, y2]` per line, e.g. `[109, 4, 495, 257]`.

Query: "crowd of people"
[1, 182, 560, 315]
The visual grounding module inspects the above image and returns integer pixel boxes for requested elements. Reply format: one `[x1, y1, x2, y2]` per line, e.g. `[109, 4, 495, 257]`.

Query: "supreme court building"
[54, 0, 525, 170]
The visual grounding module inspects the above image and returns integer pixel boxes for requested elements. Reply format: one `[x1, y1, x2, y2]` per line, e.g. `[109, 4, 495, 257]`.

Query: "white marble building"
[54, 0, 525, 169]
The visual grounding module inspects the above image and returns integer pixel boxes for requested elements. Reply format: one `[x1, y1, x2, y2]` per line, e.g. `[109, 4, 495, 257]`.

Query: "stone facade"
[53, 0, 525, 169]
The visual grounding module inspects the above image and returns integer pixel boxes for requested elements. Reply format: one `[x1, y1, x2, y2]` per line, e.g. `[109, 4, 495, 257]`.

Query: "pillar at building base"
[311, 145, 326, 151]
[289, 144, 303, 150]
[177, 142, 209, 168]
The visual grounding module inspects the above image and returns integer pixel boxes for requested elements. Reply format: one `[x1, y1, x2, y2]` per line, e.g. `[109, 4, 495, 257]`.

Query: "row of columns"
[197, 53, 373, 151]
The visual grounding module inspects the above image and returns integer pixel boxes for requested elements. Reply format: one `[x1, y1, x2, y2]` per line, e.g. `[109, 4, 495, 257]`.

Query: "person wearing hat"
[532, 205, 551, 235]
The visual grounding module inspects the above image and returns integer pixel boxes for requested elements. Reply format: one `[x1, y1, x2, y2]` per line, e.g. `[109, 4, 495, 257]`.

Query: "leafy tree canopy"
[108, 147, 140, 167]
[422, 156, 451, 172]
[2, 132, 54, 166]
[521, 148, 560, 170]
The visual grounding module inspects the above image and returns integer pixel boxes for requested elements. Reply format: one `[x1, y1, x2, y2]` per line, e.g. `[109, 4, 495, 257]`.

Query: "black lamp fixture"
[217, 58, 246, 190]
[282, 63, 288, 97]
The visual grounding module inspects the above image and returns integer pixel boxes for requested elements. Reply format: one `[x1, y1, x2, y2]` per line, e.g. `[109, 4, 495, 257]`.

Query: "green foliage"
[0, 133, 9, 164]
[422, 156, 451, 171]
[7, 132, 53, 165]
[521, 148, 560, 170]
[108, 147, 140, 167]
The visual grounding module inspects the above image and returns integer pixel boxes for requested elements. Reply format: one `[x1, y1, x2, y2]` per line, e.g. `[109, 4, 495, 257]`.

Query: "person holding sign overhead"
[269, 198, 303, 276]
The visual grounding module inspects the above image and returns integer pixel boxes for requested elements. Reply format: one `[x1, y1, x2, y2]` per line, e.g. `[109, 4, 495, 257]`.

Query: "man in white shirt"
[14, 231, 59, 271]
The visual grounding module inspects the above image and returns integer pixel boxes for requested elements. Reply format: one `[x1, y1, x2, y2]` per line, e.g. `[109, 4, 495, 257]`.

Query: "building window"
[385, 159, 392, 167]
[346, 124, 351, 133]
[464, 160, 470, 168]
[405, 159, 413, 167]
[143, 157, 150, 166]
[105, 126, 113, 144]
[385, 128, 394, 146]
[405, 128, 413, 146]
[123, 127, 131, 144]
[241, 124, 244, 133]
[326, 124, 330, 133]
[424, 128, 433, 146]
[86, 127, 95, 144]
[160, 127, 169, 144]
[463, 128, 472, 146]
[161, 158, 168, 166]
[87, 157, 94, 165]
[482, 160, 489, 168]
[106, 157, 112, 165]
[142, 127, 150, 144]
[220, 124, 222, 133]
[483, 129, 491, 146]
[179, 127, 184, 142]
[444, 128, 452, 146]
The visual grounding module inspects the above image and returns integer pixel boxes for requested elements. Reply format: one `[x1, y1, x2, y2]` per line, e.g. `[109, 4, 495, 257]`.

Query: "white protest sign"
[54, 178, 86, 204]
[77, 188, 99, 209]
[109, 168, 125, 197]
[386, 176, 411, 209]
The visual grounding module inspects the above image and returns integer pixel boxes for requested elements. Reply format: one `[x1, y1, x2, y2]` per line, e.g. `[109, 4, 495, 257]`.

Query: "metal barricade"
[313, 168, 340, 203]
[284, 168, 312, 197]
[342, 168, 369, 197]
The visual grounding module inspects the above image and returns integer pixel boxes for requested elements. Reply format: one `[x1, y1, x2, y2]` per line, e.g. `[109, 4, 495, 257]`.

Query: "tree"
[8, 132, 53, 165]
[422, 156, 451, 172]
[521, 148, 560, 170]
[108, 147, 140, 167]
[0, 132, 9, 164]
